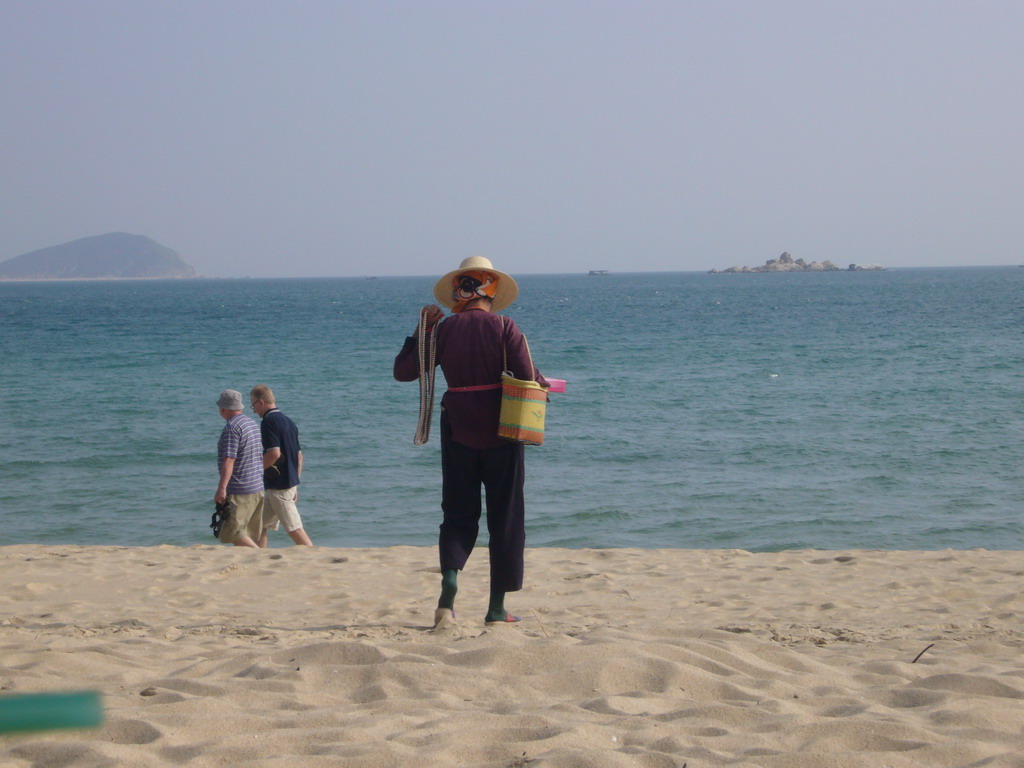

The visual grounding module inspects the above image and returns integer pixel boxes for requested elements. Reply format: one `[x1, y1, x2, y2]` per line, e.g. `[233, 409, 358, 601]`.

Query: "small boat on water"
[588, 269, 609, 276]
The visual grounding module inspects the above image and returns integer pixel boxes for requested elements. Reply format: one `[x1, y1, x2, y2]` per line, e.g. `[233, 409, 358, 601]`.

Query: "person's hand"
[215, 489, 227, 504]
[414, 304, 445, 335]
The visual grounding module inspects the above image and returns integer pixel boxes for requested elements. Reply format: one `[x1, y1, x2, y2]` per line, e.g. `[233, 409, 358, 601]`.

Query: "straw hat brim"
[433, 259, 519, 311]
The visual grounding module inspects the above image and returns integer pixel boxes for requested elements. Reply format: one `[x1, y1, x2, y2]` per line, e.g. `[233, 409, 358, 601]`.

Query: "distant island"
[0, 233, 198, 280]
[708, 252, 885, 274]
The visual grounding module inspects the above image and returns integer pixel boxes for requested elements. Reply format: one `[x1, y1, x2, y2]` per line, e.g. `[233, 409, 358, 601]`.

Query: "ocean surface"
[2, 267, 1021, 551]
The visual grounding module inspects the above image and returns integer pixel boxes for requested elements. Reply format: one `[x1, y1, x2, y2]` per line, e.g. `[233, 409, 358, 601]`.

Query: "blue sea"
[2, 267, 1021, 551]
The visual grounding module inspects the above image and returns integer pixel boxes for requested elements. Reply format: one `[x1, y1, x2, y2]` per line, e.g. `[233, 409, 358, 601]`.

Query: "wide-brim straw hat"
[433, 256, 519, 312]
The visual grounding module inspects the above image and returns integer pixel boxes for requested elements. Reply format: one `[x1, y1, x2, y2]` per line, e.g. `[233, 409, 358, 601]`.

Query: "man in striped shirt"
[215, 389, 265, 548]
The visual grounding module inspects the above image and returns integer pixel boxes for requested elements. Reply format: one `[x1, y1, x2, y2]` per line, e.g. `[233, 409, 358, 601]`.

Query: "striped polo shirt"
[217, 414, 265, 495]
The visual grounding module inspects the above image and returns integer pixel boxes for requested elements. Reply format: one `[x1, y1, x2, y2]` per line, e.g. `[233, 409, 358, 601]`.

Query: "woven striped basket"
[497, 316, 547, 445]
[498, 373, 546, 445]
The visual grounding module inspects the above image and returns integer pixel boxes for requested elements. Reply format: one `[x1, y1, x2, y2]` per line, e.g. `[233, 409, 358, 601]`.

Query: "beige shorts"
[262, 487, 304, 533]
[218, 492, 265, 544]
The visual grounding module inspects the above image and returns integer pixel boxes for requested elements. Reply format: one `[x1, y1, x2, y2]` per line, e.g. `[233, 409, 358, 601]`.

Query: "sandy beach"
[2, 545, 1023, 767]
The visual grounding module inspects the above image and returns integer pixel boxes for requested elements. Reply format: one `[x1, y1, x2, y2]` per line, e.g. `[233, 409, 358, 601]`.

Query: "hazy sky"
[2, 1, 1021, 277]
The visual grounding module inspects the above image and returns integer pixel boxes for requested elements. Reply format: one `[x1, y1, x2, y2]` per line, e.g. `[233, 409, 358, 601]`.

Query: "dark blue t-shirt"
[260, 409, 301, 490]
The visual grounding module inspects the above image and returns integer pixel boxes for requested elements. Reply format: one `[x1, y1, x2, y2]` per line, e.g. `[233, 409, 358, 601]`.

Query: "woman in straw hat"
[394, 256, 548, 627]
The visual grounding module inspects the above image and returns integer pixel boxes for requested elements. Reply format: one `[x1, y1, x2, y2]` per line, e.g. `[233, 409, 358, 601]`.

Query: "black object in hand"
[210, 500, 230, 538]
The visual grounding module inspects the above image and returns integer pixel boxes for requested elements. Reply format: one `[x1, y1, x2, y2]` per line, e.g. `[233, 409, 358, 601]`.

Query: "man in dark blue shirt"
[249, 385, 313, 546]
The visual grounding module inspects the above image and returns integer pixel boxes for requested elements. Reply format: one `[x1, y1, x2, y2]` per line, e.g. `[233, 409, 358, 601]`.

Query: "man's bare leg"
[286, 528, 313, 546]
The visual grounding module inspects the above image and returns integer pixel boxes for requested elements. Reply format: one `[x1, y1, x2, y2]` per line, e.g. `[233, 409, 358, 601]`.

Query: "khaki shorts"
[218, 492, 265, 544]
[262, 487, 304, 533]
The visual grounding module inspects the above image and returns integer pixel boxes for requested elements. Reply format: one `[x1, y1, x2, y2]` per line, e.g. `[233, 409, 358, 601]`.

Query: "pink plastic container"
[546, 378, 566, 393]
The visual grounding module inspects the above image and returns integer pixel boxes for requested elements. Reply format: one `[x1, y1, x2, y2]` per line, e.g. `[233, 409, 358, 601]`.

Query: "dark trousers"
[439, 413, 525, 592]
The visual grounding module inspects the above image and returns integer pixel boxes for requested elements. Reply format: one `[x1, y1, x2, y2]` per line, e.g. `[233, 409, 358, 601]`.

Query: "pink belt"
[447, 383, 501, 392]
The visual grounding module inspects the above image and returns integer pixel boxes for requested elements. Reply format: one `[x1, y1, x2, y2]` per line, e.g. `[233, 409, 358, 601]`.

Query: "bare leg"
[286, 528, 313, 546]
[233, 536, 260, 549]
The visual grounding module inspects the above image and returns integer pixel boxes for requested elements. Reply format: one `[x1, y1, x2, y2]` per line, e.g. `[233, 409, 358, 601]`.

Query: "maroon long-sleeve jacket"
[394, 308, 546, 449]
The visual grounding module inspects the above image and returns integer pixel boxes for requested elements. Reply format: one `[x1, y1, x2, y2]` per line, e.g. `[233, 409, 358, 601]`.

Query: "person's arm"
[503, 318, 549, 387]
[263, 446, 282, 470]
[394, 305, 444, 381]
[393, 337, 420, 381]
[297, 449, 303, 479]
[215, 457, 235, 504]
